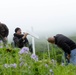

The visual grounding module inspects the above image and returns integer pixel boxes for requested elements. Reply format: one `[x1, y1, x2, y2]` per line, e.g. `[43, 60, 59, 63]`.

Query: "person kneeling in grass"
[13, 27, 33, 53]
[47, 34, 76, 65]
[0, 22, 9, 47]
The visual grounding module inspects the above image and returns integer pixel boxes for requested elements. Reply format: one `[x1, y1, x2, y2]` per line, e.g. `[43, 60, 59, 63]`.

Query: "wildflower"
[45, 64, 48, 68]
[0, 46, 3, 48]
[4, 64, 9, 68]
[19, 47, 29, 54]
[10, 63, 17, 68]
[49, 69, 53, 72]
[19, 62, 24, 67]
[0, 40, 3, 48]
[51, 59, 55, 63]
[51, 59, 57, 66]
[31, 54, 38, 61]
[49, 69, 54, 75]
[61, 63, 65, 66]
[4, 63, 17, 68]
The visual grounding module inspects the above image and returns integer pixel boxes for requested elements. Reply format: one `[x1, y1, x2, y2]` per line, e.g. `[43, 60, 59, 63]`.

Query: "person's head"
[15, 27, 22, 35]
[0, 23, 9, 38]
[47, 37, 55, 44]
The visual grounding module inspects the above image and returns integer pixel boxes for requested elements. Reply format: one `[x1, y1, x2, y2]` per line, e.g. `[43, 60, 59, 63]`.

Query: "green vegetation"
[0, 44, 75, 75]
[0, 36, 76, 75]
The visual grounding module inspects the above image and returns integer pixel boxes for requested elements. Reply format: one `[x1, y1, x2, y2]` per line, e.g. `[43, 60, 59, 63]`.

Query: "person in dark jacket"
[13, 27, 33, 52]
[0, 22, 9, 46]
[47, 34, 76, 65]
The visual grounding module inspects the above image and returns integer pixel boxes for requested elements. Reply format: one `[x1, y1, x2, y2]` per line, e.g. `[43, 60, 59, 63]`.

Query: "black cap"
[15, 27, 21, 33]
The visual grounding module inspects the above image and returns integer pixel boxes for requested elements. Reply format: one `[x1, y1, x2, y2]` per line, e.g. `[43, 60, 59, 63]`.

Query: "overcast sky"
[0, 0, 76, 39]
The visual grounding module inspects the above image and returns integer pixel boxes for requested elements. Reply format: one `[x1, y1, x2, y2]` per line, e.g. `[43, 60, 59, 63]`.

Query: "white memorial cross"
[26, 27, 39, 55]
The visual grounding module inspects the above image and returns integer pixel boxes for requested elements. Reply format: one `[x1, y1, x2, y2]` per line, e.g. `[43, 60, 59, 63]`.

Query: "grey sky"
[0, 0, 76, 40]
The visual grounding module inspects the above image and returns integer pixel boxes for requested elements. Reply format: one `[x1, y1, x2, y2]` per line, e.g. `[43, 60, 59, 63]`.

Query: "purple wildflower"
[0, 46, 3, 48]
[0, 40, 3, 48]
[19, 62, 24, 67]
[31, 54, 38, 61]
[10, 63, 17, 68]
[19, 47, 29, 54]
[4, 63, 17, 68]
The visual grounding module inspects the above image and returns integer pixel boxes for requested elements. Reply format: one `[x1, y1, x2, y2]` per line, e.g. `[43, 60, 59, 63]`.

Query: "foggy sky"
[0, 0, 76, 40]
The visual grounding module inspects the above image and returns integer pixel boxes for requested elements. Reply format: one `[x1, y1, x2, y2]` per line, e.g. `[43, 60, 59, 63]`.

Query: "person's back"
[54, 34, 76, 53]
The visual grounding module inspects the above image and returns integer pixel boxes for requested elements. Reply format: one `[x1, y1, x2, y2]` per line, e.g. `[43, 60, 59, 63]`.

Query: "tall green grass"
[0, 45, 76, 75]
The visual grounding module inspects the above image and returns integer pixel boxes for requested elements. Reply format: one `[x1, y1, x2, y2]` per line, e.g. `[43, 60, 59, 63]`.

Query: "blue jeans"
[62, 53, 70, 65]
[70, 48, 76, 65]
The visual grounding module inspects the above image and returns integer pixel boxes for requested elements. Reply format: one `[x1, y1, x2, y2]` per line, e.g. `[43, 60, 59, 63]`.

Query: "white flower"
[4, 64, 9, 68]
[49, 69, 54, 75]
[51, 59, 55, 63]
[45, 64, 48, 68]
[61, 63, 65, 66]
